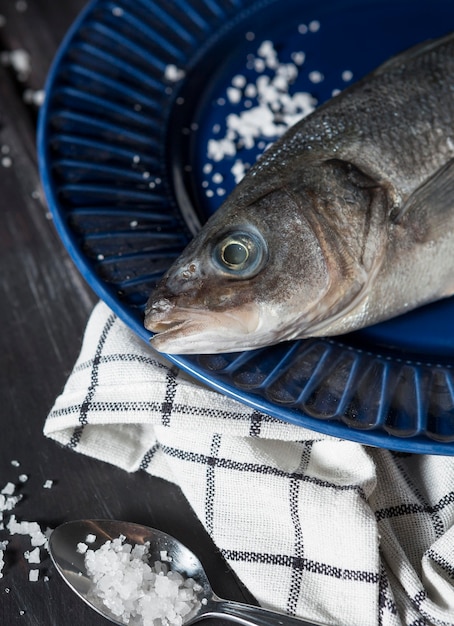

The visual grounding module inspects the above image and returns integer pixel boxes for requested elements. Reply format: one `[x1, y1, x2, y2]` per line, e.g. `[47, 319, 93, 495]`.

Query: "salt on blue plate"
[38, 0, 454, 454]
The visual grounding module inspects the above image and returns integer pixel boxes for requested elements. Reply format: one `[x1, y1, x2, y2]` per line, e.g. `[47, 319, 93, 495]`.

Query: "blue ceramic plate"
[38, 0, 454, 454]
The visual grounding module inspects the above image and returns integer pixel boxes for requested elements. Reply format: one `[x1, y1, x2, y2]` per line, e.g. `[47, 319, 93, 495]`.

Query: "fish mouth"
[146, 318, 188, 334]
[144, 302, 261, 354]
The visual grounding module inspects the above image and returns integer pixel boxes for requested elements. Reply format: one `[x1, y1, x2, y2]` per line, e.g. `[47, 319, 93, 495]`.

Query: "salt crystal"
[7, 516, 48, 547]
[1, 156, 12, 168]
[23, 89, 45, 106]
[308, 70, 324, 83]
[0, 549, 4, 578]
[77, 542, 88, 554]
[342, 69, 353, 81]
[231, 74, 246, 88]
[28, 569, 39, 582]
[112, 6, 123, 16]
[86, 534, 97, 543]
[43, 480, 53, 489]
[253, 58, 266, 73]
[2, 483, 15, 496]
[18, 475, 28, 484]
[244, 83, 257, 98]
[11, 460, 20, 467]
[164, 64, 185, 82]
[1, 49, 31, 80]
[231, 159, 246, 184]
[227, 87, 242, 104]
[291, 51, 306, 65]
[309, 20, 321, 32]
[24, 547, 40, 564]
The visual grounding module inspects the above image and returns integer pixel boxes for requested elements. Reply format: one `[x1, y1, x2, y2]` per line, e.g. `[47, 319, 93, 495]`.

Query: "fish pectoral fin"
[391, 159, 454, 241]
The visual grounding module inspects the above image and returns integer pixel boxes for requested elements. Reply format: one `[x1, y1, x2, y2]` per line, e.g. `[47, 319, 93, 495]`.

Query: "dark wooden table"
[0, 2, 253, 623]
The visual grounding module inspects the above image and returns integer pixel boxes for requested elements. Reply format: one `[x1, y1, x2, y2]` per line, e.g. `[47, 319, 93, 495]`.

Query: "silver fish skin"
[145, 32, 454, 354]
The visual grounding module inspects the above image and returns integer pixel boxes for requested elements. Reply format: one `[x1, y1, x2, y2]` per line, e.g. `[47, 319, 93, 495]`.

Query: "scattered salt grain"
[85, 536, 202, 625]
[309, 20, 321, 32]
[11, 460, 20, 468]
[1, 48, 31, 81]
[24, 547, 40, 564]
[18, 475, 28, 484]
[112, 6, 124, 16]
[77, 542, 89, 554]
[2, 483, 15, 496]
[85, 534, 97, 544]
[227, 87, 242, 104]
[159, 550, 172, 562]
[23, 88, 45, 106]
[231, 159, 247, 184]
[342, 69, 353, 82]
[1, 156, 12, 168]
[164, 64, 185, 82]
[205, 38, 316, 180]
[0, 545, 6, 578]
[308, 70, 324, 83]
[43, 480, 53, 489]
[7, 516, 48, 548]
[28, 569, 39, 583]
[232, 74, 246, 89]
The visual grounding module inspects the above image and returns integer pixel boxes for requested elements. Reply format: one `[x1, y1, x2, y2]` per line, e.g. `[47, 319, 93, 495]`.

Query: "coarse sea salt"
[1, 48, 31, 81]
[0, 469, 52, 583]
[204, 38, 317, 182]
[85, 536, 203, 626]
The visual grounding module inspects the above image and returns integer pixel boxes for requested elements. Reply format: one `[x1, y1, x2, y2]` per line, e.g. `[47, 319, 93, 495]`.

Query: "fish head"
[145, 184, 337, 354]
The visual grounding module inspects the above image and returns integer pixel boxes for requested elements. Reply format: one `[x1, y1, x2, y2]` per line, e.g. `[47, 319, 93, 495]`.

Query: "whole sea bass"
[145, 32, 454, 354]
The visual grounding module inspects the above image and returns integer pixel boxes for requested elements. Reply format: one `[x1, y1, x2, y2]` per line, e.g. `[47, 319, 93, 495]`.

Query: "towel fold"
[45, 301, 454, 626]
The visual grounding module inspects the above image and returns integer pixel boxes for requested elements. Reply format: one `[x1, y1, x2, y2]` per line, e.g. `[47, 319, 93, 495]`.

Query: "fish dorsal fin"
[372, 31, 454, 76]
[391, 159, 454, 241]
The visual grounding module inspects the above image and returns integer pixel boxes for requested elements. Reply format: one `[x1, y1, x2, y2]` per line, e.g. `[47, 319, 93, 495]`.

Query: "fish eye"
[213, 230, 267, 277]
[221, 240, 249, 268]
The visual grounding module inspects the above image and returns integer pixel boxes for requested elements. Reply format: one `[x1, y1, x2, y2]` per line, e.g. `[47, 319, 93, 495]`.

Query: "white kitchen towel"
[45, 301, 454, 626]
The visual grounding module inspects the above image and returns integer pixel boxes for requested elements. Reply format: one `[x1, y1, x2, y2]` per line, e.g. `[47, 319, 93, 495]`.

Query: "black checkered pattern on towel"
[46, 302, 454, 626]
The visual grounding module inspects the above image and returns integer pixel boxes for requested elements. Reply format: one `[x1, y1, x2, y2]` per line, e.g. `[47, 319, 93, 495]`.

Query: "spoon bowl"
[49, 519, 325, 626]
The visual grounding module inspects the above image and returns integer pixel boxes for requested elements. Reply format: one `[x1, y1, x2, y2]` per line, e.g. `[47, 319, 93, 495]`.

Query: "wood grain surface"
[0, 2, 253, 624]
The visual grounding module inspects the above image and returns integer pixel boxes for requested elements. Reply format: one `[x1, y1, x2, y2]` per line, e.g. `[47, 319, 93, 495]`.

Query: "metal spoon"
[49, 519, 326, 626]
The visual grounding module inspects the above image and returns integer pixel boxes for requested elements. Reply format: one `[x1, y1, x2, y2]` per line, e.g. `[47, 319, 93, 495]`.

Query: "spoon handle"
[200, 598, 327, 626]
